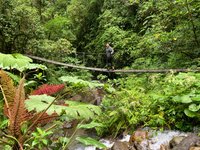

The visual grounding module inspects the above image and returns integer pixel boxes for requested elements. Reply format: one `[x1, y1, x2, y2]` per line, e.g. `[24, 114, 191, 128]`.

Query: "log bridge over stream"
[27, 55, 200, 73]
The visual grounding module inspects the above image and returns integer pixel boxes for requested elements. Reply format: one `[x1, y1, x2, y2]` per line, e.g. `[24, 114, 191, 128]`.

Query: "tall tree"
[0, 0, 41, 53]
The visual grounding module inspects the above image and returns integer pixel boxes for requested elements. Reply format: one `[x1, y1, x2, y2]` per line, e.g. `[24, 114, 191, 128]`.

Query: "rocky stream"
[68, 129, 200, 150]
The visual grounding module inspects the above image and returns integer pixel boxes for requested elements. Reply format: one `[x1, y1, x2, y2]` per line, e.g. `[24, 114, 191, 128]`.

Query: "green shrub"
[95, 72, 200, 136]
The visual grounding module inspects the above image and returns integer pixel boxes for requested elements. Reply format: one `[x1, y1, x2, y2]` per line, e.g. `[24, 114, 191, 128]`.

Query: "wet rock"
[99, 139, 114, 149]
[169, 136, 185, 148]
[111, 141, 130, 150]
[160, 144, 169, 150]
[190, 147, 200, 150]
[171, 134, 200, 150]
[129, 130, 148, 143]
[147, 130, 188, 150]
[133, 141, 148, 150]
[129, 130, 149, 150]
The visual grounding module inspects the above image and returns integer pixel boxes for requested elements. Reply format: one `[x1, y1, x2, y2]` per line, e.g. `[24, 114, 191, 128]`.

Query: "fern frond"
[0, 70, 16, 106]
[9, 77, 27, 138]
[0, 71, 63, 147]
[29, 112, 58, 127]
[31, 84, 65, 95]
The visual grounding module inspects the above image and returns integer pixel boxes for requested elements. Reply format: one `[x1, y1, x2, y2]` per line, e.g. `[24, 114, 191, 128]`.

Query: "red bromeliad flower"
[31, 84, 65, 95]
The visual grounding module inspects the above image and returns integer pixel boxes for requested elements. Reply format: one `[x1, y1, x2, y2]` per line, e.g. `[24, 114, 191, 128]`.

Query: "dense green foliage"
[1, 0, 199, 68]
[1, 0, 200, 149]
[95, 72, 200, 136]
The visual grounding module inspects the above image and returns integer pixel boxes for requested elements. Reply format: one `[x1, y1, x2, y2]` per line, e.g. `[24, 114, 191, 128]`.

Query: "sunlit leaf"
[184, 109, 196, 117]
[6, 71, 21, 83]
[76, 137, 106, 149]
[59, 76, 104, 88]
[0, 53, 46, 72]
[42, 139, 48, 145]
[25, 95, 101, 120]
[172, 96, 182, 102]
[188, 104, 200, 112]
[21, 121, 29, 134]
[12, 53, 32, 62]
[181, 95, 192, 104]
[77, 122, 103, 129]
[192, 95, 200, 101]
[59, 137, 70, 144]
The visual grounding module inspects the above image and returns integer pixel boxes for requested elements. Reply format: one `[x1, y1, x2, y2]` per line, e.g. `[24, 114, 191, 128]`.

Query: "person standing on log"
[105, 43, 114, 69]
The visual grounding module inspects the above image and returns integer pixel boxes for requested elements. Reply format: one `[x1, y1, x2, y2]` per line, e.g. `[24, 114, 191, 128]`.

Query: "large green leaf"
[1, 54, 17, 69]
[12, 53, 33, 62]
[172, 96, 182, 103]
[188, 104, 200, 112]
[59, 76, 104, 88]
[25, 95, 55, 114]
[6, 71, 21, 83]
[181, 95, 192, 104]
[184, 109, 197, 117]
[21, 64, 47, 71]
[77, 122, 103, 129]
[0, 53, 46, 72]
[25, 95, 101, 120]
[192, 95, 200, 101]
[76, 137, 106, 149]
[0, 53, 31, 68]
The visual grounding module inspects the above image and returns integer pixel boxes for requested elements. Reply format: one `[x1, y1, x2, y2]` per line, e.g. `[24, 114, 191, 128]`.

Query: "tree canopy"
[0, 0, 200, 68]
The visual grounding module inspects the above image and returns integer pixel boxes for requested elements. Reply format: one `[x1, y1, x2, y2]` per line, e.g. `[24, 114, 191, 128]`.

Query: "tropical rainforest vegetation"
[0, 0, 200, 149]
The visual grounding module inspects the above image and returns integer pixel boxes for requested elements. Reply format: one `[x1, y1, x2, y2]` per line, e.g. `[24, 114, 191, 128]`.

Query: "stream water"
[137, 130, 187, 150]
[69, 130, 189, 150]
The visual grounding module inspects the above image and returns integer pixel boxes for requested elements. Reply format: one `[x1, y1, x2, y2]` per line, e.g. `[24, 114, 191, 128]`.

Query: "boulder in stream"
[129, 130, 149, 150]
[169, 135, 186, 148]
[189, 147, 200, 150]
[171, 134, 200, 150]
[111, 141, 131, 150]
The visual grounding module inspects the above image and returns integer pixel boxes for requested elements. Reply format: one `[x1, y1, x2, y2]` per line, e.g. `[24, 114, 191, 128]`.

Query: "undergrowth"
[95, 72, 200, 137]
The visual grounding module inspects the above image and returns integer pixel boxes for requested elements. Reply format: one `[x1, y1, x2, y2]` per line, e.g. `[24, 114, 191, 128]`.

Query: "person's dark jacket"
[106, 46, 114, 58]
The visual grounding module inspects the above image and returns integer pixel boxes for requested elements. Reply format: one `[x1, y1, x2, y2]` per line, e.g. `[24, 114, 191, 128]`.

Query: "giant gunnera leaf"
[0, 53, 46, 72]
[0, 53, 31, 69]
[59, 76, 104, 88]
[25, 94, 101, 120]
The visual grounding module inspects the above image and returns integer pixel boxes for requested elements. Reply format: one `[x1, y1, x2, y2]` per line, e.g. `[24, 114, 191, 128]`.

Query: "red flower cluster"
[31, 84, 65, 95]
